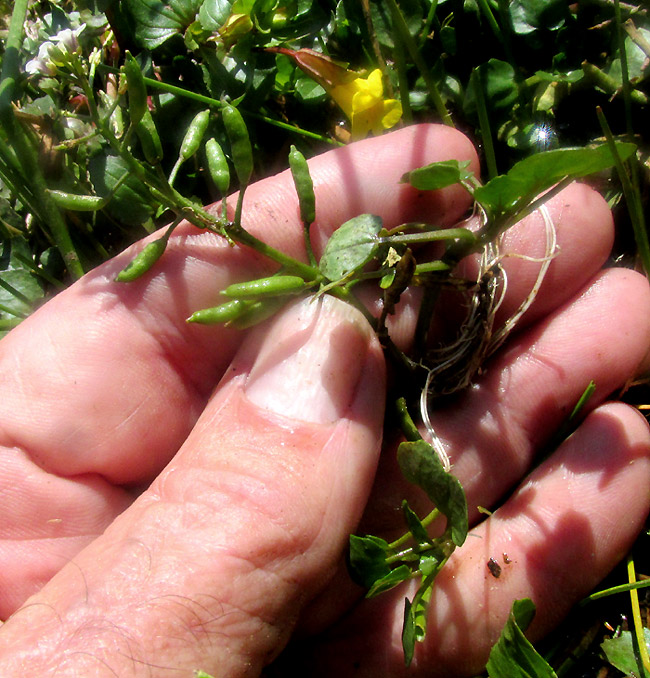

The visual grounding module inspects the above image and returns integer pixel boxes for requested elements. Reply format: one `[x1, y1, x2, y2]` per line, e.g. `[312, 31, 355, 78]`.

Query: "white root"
[420, 204, 559, 470]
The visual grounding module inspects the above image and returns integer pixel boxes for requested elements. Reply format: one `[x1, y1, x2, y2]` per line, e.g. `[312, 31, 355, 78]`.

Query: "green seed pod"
[124, 52, 148, 126]
[186, 299, 249, 325]
[136, 110, 163, 164]
[115, 237, 167, 282]
[222, 103, 253, 187]
[47, 189, 106, 211]
[222, 275, 306, 299]
[230, 298, 285, 329]
[179, 109, 211, 162]
[288, 145, 316, 225]
[205, 137, 230, 196]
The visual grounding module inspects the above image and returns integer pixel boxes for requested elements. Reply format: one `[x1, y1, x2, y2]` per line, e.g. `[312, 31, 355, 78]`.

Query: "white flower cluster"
[25, 26, 85, 77]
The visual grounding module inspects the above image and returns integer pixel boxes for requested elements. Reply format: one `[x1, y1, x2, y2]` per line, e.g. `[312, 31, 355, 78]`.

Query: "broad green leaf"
[295, 76, 326, 101]
[319, 214, 383, 282]
[486, 599, 557, 678]
[401, 160, 474, 191]
[366, 564, 412, 597]
[474, 143, 637, 219]
[198, 0, 234, 30]
[0, 237, 45, 335]
[401, 500, 431, 545]
[89, 154, 155, 226]
[464, 60, 518, 117]
[397, 440, 468, 547]
[509, 0, 568, 34]
[124, 0, 202, 49]
[348, 534, 391, 588]
[601, 629, 650, 677]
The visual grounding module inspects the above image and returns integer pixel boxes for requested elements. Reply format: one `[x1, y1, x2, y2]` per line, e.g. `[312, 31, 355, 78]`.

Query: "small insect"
[503, 553, 511, 564]
[487, 557, 502, 578]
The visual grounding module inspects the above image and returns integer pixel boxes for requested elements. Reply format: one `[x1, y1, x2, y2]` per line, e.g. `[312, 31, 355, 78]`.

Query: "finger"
[0, 295, 385, 675]
[289, 402, 650, 677]
[0, 124, 477, 485]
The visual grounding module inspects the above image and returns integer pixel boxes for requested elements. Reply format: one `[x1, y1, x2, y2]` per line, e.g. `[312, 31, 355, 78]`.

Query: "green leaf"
[401, 160, 474, 191]
[463, 60, 518, 117]
[601, 629, 650, 677]
[401, 500, 432, 545]
[0, 237, 45, 333]
[509, 0, 569, 34]
[366, 564, 412, 597]
[319, 214, 383, 282]
[348, 534, 391, 588]
[486, 599, 557, 678]
[402, 598, 416, 667]
[474, 143, 637, 219]
[402, 580, 434, 667]
[89, 154, 155, 227]
[124, 0, 202, 49]
[397, 440, 468, 547]
[198, 0, 233, 31]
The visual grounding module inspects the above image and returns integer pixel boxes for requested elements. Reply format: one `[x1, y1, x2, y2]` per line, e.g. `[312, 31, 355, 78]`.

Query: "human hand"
[0, 125, 649, 677]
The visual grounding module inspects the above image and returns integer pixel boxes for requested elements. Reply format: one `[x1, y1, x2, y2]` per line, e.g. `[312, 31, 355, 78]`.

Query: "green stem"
[581, 578, 650, 604]
[471, 69, 498, 180]
[383, 0, 454, 127]
[597, 107, 650, 276]
[227, 223, 321, 281]
[97, 65, 339, 145]
[627, 555, 650, 675]
[396, 397, 422, 442]
[386, 227, 477, 247]
[391, 28, 413, 124]
[0, 302, 27, 318]
[0, 277, 32, 305]
[475, 0, 515, 65]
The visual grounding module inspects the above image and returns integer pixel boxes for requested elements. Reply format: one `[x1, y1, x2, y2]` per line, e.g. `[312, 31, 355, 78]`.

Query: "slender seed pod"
[136, 110, 163, 164]
[205, 137, 230, 196]
[222, 103, 253, 187]
[179, 109, 211, 161]
[230, 298, 286, 329]
[222, 275, 306, 299]
[288, 145, 316, 225]
[124, 52, 148, 126]
[47, 189, 105, 211]
[114, 237, 167, 282]
[186, 299, 249, 324]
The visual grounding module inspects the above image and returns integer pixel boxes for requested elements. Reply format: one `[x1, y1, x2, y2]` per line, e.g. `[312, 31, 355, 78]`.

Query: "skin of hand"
[0, 124, 649, 677]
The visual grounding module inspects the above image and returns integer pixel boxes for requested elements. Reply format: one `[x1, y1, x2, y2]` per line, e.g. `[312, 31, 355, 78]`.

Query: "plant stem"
[98, 65, 339, 145]
[597, 107, 650, 276]
[475, 0, 515, 65]
[383, 0, 454, 127]
[627, 555, 650, 676]
[386, 227, 477, 247]
[471, 68, 498, 180]
[226, 223, 321, 281]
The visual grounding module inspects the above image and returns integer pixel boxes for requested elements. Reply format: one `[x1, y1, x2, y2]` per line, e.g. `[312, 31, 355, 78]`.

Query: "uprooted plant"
[108, 92, 634, 662]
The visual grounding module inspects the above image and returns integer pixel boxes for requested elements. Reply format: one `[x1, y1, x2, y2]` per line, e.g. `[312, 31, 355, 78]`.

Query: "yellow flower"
[267, 48, 402, 140]
[329, 69, 402, 140]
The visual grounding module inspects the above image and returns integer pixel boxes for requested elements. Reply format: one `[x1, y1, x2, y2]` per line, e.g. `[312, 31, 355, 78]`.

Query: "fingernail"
[244, 296, 373, 424]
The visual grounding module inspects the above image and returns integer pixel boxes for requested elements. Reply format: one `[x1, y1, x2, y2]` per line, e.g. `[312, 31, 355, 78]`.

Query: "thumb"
[0, 295, 385, 677]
